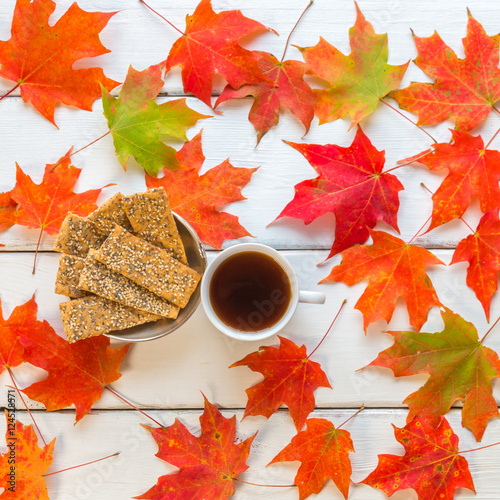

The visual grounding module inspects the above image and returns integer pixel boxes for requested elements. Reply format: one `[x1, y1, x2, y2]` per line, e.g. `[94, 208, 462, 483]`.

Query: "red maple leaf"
[0, 296, 53, 375]
[451, 210, 500, 320]
[215, 51, 316, 143]
[18, 314, 130, 422]
[298, 3, 408, 127]
[230, 336, 331, 431]
[361, 417, 475, 499]
[274, 127, 403, 259]
[8, 151, 111, 236]
[164, 0, 272, 108]
[269, 418, 354, 499]
[390, 11, 500, 131]
[366, 307, 500, 441]
[136, 395, 255, 500]
[145, 131, 258, 249]
[0, 0, 119, 126]
[400, 130, 500, 231]
[0, 192, 16, 230]
[0, 411, 55, 500]
[323, 230, 444, 331]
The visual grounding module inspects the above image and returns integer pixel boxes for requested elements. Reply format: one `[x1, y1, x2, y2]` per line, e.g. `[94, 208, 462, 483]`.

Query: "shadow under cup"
[201, 244, 301, 341]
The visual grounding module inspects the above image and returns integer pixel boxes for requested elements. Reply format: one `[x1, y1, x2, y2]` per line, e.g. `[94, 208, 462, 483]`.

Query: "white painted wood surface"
[1, 0, 500, 498]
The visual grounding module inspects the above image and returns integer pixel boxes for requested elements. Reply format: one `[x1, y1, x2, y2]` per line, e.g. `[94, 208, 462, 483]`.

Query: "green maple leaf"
[367, 307, 500, 441]
[102, 65, 210, 175]
[298, 2, 408, 127]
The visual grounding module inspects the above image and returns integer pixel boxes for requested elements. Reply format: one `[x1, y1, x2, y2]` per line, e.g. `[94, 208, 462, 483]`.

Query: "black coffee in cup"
[209, 251, 292, 332]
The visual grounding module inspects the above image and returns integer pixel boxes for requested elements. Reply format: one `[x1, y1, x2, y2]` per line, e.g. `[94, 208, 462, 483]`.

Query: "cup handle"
[298, 290, 326, 304]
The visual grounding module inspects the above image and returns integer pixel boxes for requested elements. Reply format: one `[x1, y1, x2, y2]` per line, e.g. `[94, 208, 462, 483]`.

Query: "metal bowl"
[106, 213, 207, 342]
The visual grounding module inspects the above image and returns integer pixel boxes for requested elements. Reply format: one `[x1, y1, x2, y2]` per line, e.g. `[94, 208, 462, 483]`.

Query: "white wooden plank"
[1, 251, 499, 411]
[1, 408, 498, 499]
[1, 0, 499, 96]
[0, 93, 495, 251]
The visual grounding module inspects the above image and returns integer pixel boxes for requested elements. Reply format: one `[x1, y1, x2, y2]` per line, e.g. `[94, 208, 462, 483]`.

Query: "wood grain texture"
[3, 408, 499, 500]
[1, 0, 500, 498]
[0, 251, 498, 412]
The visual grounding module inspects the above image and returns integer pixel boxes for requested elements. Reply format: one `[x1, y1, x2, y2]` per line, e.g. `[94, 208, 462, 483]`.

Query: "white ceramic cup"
[200, 243, 325, 341]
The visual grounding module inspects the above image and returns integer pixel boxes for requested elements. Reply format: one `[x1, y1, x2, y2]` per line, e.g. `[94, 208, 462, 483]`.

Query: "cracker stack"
[54, 189, 201, 343]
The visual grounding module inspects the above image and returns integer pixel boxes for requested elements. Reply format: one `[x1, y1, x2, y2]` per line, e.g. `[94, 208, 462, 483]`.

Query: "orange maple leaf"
[146, 131, 258, 249]
[400, 130, 500, 231]
[8, 151, 111, 237]
[17, 309, 130, 422]
[215, 51, 316, 143]
[269, 418, 354, 499]
[390, 11, 500, 131]
[452, 210, 500, 320]
[164, 0, 272, 107]
[323, 230, 444, 331]
[362, 417, 475, 499]
[136, 395, 255, 500]
[0, 193, 16, 230]
[0, 0, 119, 126]
[0, 411, 55, 500]
[230, 336, 331, 431]
[0, 296, 53, 375]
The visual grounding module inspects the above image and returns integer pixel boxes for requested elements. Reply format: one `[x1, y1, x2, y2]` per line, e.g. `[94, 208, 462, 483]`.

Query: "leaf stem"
[32, 227, 44, 274]
[407, 214, 433, 244]
[139, 0, 185, 35]
[234, 478, 295, 488]
[381, 99, 437, 143]
[480, 313, 500, 343]
[485, 125, 500, 149]
[384, 149, 433, 174]
[459, 441, 500, 454]
[50, 131, 111, 173]
[308, 299, 346, 359]
[0, 84, 20, 102]
[105, 386, 164, 428]
[43, 452, 119, 477]
[281, 0, 313, 62]
[337, 405, 364, 429]
[6, 367, 47, 447]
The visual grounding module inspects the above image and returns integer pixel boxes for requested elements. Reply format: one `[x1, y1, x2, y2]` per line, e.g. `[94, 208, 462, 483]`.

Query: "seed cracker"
[87, 192, 133, 234]
[124, 187, 187, 264]
[53, 213, 106, 256]
[60, 295, 161, 343]
[55, 254, 87, 298]
[94, 226, 201, 308]
[79, 251, 180, 319]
